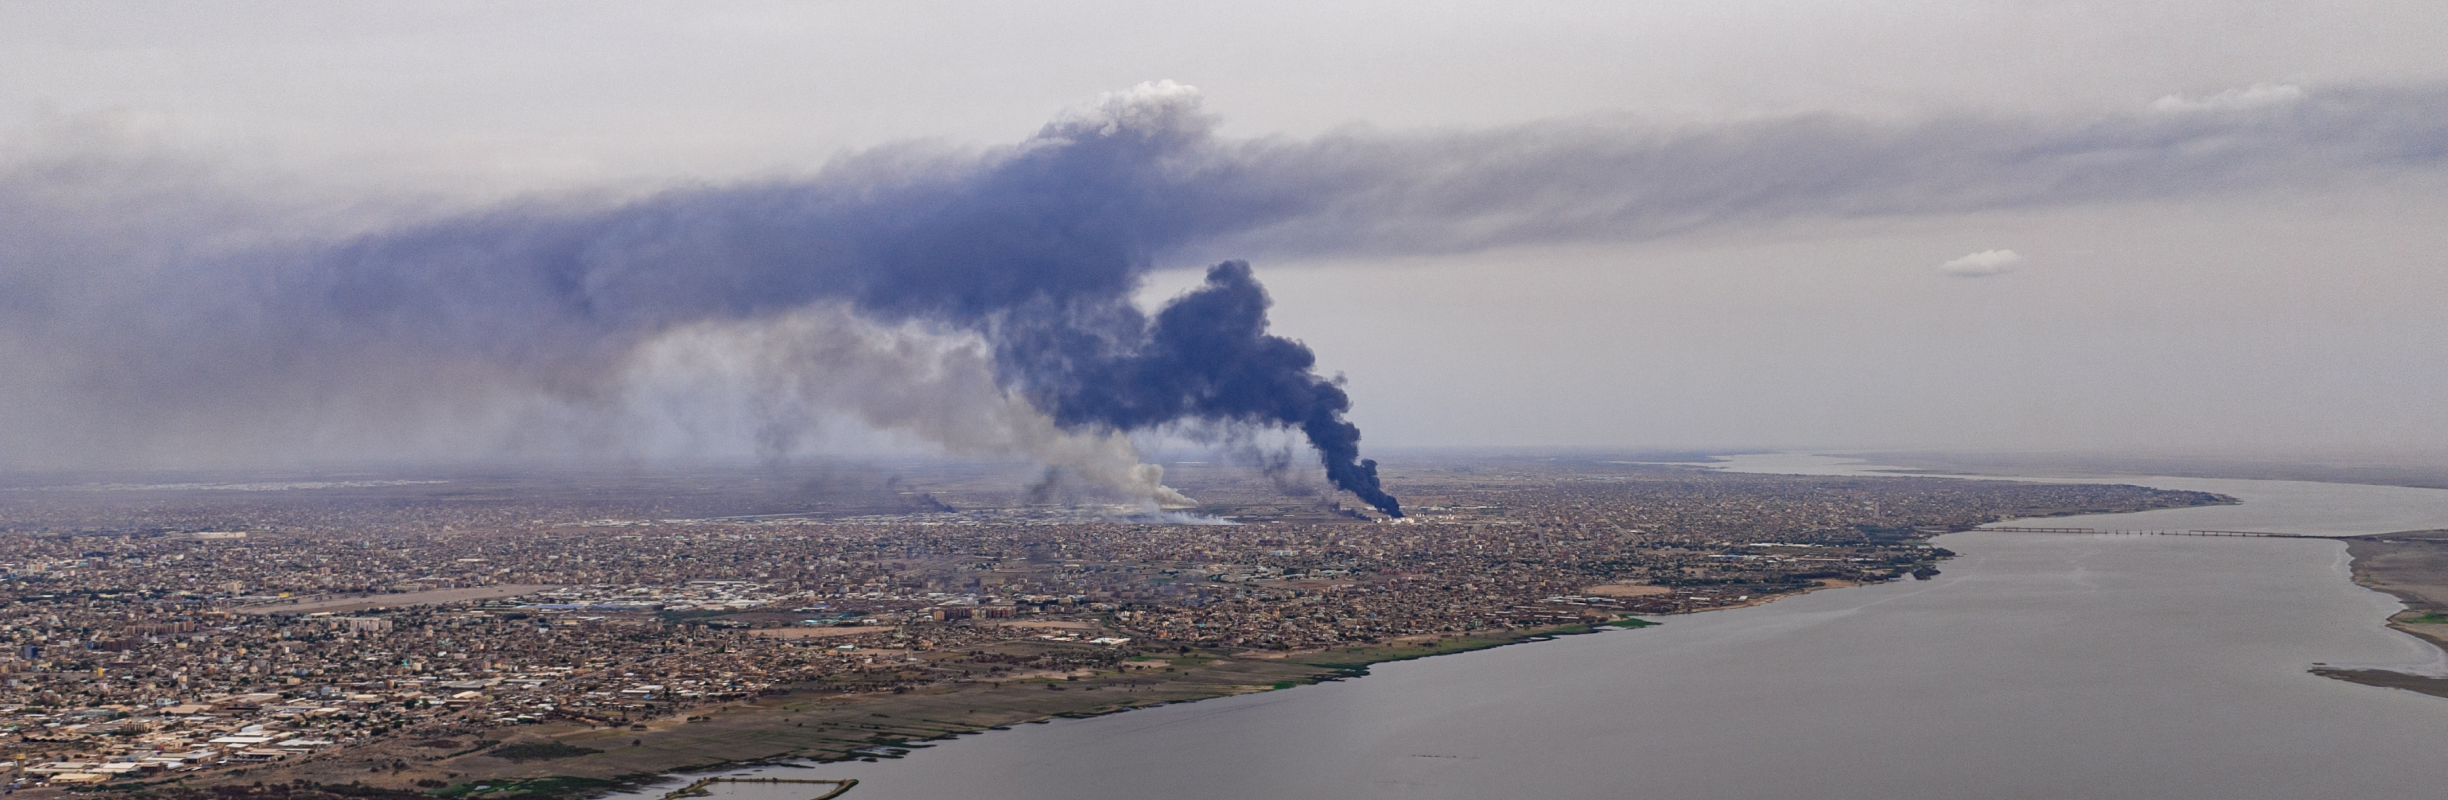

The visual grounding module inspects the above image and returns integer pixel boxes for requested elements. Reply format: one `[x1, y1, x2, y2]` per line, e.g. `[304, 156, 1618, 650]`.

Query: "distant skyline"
[4, 1, 2447, 472]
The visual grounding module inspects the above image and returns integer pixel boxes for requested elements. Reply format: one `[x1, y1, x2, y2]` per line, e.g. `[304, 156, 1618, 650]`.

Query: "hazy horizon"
[6, 2, 2445, 484]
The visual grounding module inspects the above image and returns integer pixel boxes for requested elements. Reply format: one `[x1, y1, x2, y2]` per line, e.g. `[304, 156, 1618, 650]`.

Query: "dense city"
[0, 458, 2222, 795]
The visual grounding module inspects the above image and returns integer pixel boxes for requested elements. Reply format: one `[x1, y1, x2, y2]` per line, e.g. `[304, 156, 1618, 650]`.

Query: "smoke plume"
[619, 304, 1199, 509]
[5, 79, 2448, 513]
[1007, 259, 1397, 515]
[0, 81, 1412, 512]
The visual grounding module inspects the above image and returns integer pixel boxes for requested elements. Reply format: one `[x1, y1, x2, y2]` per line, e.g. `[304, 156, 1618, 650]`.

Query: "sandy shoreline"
[181, 572, 1904, 800]
[2316, 531, 2448, 698]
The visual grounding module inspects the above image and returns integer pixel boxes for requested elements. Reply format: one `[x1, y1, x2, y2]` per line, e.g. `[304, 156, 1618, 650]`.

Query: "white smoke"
[1056, 79, 1207, 138]
[2152, 83, 2306, 113]
[1938, 248, 2022, 277]
[619, 305, 1197, 509]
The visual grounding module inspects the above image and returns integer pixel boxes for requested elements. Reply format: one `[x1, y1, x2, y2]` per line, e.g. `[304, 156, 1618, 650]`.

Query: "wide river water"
[623, 455, 2448, 800]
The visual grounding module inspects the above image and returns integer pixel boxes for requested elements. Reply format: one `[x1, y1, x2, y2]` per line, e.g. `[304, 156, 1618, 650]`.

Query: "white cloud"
[1064, 79, 1205, 137]
[2152, 83, 2306, 113]
[1939, 249, 2022, 277]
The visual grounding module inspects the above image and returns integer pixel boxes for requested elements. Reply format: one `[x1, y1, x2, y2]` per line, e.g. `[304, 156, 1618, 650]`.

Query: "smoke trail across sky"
[2, 80, 2445, 508]
[0, 82, 1414, 513]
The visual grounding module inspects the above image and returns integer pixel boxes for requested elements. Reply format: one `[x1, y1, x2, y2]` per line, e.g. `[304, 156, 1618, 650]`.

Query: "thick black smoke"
[253, 86, 1400, 511]
[1012, 260, 1397, 516]
[4, 80, 2447, 492]
[0, 84, 1408, 510]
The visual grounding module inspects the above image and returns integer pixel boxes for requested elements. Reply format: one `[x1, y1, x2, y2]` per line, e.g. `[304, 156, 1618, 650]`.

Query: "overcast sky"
[4, 0, 2446, 470]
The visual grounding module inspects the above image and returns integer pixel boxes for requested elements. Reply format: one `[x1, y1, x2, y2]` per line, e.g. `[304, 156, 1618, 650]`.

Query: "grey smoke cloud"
[2, 80, 2444, 485]
[1207, 83, 2447, 260]
[621, 304, 1196, 508]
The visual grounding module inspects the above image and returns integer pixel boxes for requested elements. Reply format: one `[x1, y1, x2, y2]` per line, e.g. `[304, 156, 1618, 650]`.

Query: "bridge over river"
[1980, 526, 2313, 538]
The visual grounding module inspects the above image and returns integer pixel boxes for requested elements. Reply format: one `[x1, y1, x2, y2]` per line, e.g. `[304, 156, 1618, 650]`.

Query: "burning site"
[1, 83, 1400, 517]
[8, 12, 2448, 794]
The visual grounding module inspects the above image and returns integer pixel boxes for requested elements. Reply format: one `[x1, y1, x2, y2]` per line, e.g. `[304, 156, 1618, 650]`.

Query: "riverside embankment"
[735, 456, 2448, 800]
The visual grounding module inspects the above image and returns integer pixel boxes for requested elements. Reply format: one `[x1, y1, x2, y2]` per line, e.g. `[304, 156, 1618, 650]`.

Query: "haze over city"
[7, 1, 2447, 475]
[7, 6, 2448, 800]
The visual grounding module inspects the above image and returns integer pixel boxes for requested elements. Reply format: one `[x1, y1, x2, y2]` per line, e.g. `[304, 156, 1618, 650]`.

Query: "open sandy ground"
[236, 584, 561, 615]
[1581, 583, 1671, 597]
[981, 619, 1101, 630]
[751, 626, 896, 639]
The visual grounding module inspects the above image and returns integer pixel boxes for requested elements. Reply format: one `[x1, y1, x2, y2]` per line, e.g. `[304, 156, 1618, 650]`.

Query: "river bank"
[234, 577, 1930, 800]
[400, 471, 2448, 800]
[76, 460, 2242, 800]
[272, 524, 2208, 795]
[1714, 454, 2448, 705]
[2317, 529, 2448, 698]
[793, 527, 2448, 799]
[111, 508, 2448, 800]
[379, 570, 1935, 800]
[203, 615, 1684, 800]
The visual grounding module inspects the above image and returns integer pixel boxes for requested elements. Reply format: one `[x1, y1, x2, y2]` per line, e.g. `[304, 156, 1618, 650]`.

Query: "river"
[622, 454, 2448, 800]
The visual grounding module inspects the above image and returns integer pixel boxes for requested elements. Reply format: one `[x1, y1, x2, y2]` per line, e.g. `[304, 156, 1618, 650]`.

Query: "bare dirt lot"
[1581, 583, 1671, 597]
[982, 619, 1101, 630]
[237, 584, 561, 615]
[751, 626, 896, 639]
